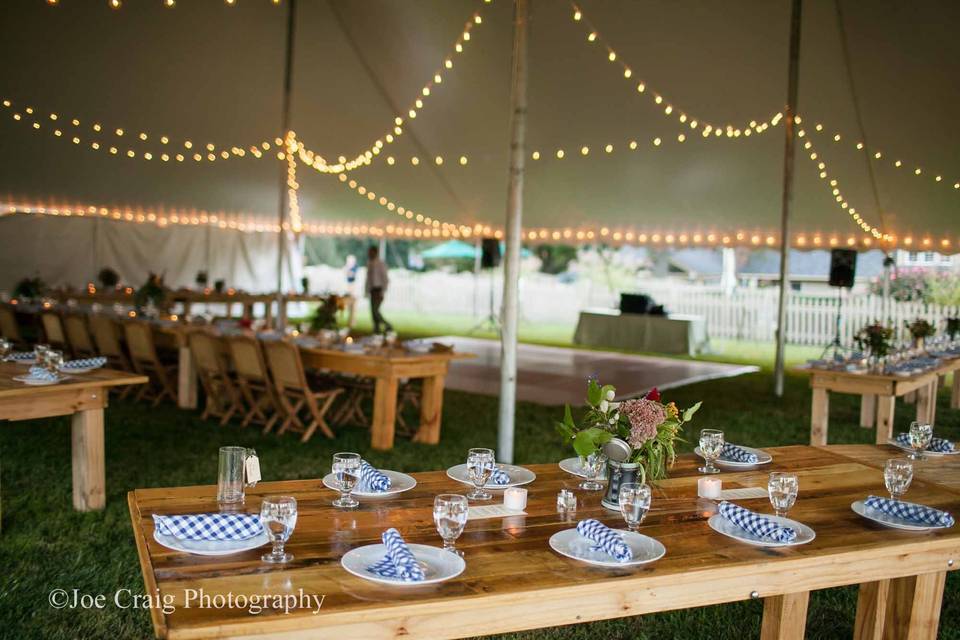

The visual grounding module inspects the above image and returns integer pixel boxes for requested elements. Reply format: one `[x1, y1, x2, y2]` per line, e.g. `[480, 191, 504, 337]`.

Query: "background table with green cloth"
[573, 309, 709, 355]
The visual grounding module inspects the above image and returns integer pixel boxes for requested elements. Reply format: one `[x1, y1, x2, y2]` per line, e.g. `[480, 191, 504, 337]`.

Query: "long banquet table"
[128, 445, 960, 639]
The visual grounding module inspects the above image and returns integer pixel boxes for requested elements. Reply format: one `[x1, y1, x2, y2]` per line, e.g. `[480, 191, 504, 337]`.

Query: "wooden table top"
[822, 444, 960, 492]
[300, 345, 474, 364]
[0, 362, 147, 398]
[797, 356, 960, 383]
[128, 445, 960, 640]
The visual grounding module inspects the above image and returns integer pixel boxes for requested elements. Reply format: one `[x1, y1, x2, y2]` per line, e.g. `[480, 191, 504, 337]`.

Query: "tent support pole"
[275, 0, 297, 329]
[498, 0, 529, 464]
[774, 0, 802, 397]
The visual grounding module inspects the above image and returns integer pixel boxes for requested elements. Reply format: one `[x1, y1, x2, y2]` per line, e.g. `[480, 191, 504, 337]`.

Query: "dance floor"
[436, 336, 759, 406]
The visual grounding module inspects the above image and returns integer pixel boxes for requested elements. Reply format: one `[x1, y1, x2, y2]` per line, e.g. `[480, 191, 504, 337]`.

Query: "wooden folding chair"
[63, 313, 97, 358]
[262, 339, 342, 442]
[0, 305, 27, 348]
[40, 311, 69, 351]
[88, 314, 135, 398]
[124, 320, 177, 406]
[330, 375, 374, 427]
[225, 335, 281, 432]
[189, 331, 243, 425]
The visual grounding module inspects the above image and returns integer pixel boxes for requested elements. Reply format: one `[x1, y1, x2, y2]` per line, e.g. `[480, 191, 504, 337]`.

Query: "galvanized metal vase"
[601, 459, 640, 511]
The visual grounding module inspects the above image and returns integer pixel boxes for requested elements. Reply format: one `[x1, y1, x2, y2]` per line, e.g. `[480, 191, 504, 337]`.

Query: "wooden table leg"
[854, 580, 890, 640]
[952, 373, 960, 410]
[72, 408, 106, 511]
[810, 388, 829, 445]
[413, 374, 446, 445]
[860, 395, 877, 428]
[904, 390, 916, 404]
[371, 376, 399, 450]
[927, 381, 938, 426]
[177, 345, 198, 410]
[876, 395, 896, 444]
[760, 591, 809, 640]
[916, 381, 937, 426]
[882, 572, 946, 640]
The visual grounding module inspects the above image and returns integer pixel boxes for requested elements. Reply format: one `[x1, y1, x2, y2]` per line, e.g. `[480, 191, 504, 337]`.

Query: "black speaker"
[620, 293, 652, 315]
[828, 248, 857, 288]
[480, 238, 501, 269]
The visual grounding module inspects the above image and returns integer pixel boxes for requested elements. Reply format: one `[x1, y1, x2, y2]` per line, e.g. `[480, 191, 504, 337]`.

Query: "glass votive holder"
[556, 489, 577, 513]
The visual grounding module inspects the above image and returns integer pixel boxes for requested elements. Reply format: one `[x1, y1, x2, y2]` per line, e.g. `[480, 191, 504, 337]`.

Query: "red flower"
[645, 387, 661, 402]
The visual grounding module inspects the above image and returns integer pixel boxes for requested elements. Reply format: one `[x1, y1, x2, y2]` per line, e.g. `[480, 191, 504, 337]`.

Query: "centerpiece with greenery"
[905, 317, 936, 350]
[97, 267, 119, 289]
[309, 294, 342, 332]
[947, 317, 960, 342]
[12, 276, 46, 301]
[854, 321, 894, 367]
[133, 272, 167, 313]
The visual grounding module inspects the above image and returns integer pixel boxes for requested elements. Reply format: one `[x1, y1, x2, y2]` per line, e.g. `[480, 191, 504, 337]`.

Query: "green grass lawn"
[2, 370, 959, 639]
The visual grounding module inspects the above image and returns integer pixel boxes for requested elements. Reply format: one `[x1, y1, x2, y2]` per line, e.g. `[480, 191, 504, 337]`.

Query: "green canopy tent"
[420, 240, 478, 260]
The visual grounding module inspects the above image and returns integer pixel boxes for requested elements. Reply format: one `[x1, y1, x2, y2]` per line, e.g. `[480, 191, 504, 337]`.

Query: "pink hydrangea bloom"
[622, 398, 666, 448]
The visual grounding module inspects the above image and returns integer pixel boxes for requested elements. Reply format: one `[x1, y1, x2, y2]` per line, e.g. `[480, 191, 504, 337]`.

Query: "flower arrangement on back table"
[556, 378, 701, 483]
[905, 318, 936, 342]
[854, 321, 894, 361]
[947, 318, 960, 342]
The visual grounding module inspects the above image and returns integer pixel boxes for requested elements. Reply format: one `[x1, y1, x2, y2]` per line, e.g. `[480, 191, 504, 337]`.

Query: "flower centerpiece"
[556, 378, 701, 487]
[905, 318, 935, 351]
[947, 317, 960, 342]
[97, 267, 120, 289]
[133, 272, 167, 314]
[854, 322, 894, 367]
[12, 276, 46, 301]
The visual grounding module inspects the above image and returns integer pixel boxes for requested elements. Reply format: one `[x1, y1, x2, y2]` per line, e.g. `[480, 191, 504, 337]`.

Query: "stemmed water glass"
[618, 482, 651, 532]
[906, 421, 933, 460]
[578, 452, 606, 491]
[698, 429, 724, 474]
[884, 459, 913, 500]
[0, 337, 12, 361]
[260, 495, 298, 564]
[768, 472, 799, 517]
[466, 448, 495, 500]
[331, 452, 361, 509]
[34, 344, 50, 366]
[45, 350, 64, 375]
[433, 494, 469, 556]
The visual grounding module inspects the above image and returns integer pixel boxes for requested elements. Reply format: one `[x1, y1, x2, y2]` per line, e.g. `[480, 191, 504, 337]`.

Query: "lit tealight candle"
[698, 477, 722, 500]
[504, 487, 527, 511]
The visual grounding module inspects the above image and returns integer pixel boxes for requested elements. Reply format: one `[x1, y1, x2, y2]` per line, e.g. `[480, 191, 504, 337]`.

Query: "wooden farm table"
[801, 364, 955, 446]
[821, 443, 960, 492]
[128, 446, 960, 640]
[300, 347, 474, 450]
[0, 362, 146, 511]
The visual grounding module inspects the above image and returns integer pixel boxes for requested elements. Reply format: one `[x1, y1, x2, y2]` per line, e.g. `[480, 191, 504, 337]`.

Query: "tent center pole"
[275, 0, 297, 329]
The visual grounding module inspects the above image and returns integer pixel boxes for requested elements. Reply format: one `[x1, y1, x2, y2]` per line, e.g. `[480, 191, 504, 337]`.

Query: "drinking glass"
[466, 448, 495, 500]
[0, 337, 12, 360]
[884, 459, 913, 500]
[578, 452, 606, 491]
[331, 452, 361, 509]
[906, 421, 933, 460]
[618, 482, 651, 531]
[45, 350, 64, 375]
[768, 472, 799, 517]
[433, 494, 469, 556]
[34, 344, 50, 367]
[260, 495, 298, 564]
[698, 429, 724, 474]
[217, 446, 258, 505]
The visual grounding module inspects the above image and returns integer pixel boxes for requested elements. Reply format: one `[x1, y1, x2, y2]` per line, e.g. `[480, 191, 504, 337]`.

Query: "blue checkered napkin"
[576, 519, 633, 562]
[7, 351, 35, 361]
[358, 460, 392, 493]
[864, 496, 955, 528]
[718, 501, 797, 543]
[152, 513, 264, 541]
[894, 433, 955, 453]
[62, 357, 107, 370]
[720, 443, 759, 463]
[26, 366, 58, 382]
[486, 463, 511, 485]
[366, 528, 425, 581]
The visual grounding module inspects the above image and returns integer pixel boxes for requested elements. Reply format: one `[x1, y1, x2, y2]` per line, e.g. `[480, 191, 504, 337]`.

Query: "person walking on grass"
[365, 245, 393, 334]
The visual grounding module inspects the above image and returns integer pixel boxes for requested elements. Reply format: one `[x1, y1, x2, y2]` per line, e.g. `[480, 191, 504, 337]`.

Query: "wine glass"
[465, 448, 495, 500]
[45, 350, 64, 375]
[884, 459, 913, 500]
[331, 452, 361, 509]
[433, 494, 469, 556]
[906, 422, 933, 460]
[618, 482, 651, 532]
[698, 429, 724, 474]
[768, 472, 799, 517]
[34, 344, 50, 367]
[578, 452, 606, 491]
[260, 495, 298, 563]
[0, 337, 12, 361]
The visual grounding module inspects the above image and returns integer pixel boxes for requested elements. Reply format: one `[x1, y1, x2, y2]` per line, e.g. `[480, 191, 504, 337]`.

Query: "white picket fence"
[302, 265, 959, 346]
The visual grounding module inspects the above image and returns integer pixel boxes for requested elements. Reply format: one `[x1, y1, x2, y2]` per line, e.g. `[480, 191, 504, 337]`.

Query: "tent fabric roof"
[1, 0, 958, 241]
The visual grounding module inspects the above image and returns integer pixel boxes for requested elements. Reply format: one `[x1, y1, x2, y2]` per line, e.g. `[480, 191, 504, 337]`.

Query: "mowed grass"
[2, 369, 959, 639]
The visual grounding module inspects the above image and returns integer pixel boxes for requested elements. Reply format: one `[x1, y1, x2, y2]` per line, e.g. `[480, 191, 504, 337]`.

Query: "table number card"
[467, 505, 526, 520]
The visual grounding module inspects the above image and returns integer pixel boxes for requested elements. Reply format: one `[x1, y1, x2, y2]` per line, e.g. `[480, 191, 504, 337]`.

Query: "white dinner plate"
[886, 440, 959, 457]
[446, 463, 536, 489]
[851, 500, 953, 531]
[549, 527, 666, 567]
[322, 470, 417, 498]
[340, 543, 465, 586]
[695, 446, 773, 469]
[153, 528, 270, 556]
[13, 374, 69, 386]
[707, 513, 815, 547]
[558, 457, 608, 480]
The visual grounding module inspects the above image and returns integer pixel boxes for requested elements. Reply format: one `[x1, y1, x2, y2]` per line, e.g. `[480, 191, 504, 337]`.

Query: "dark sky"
[1, 0, 958, 239]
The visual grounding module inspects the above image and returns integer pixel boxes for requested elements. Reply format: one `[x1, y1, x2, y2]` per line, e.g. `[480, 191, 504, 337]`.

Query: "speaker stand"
[468, 267, 500, 335]
[820, 286, 853, 360]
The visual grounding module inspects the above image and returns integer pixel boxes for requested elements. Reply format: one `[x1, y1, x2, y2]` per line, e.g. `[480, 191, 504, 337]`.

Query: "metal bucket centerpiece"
[600, 437, 637, 511]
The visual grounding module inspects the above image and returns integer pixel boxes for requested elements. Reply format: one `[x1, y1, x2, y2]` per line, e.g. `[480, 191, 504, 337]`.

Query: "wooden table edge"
[129, 491, 168, 639]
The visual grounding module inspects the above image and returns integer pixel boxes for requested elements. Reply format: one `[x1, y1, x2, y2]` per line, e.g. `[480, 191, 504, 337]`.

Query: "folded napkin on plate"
[366, 528, 425, 581]
[864, 495, 955, 527]
[7, 351, 35, 362]
[358, 460, 392, 492]
[719, 443, 759, 463]
[486, 463, 511, 485]
[62, 356, 107, 370]
[718, 501, 797, 543]
[26, 366, 59, 382]
[576, 519, 633, 562]
[894, 432, 955, 453]
[152, 513, 263, 541]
